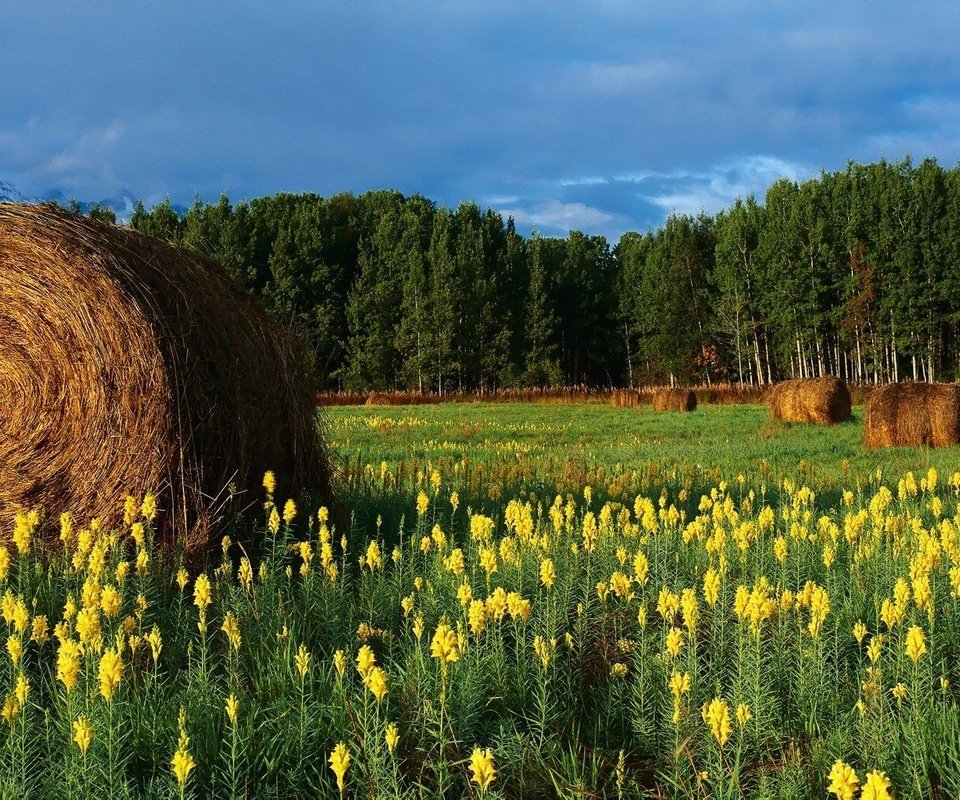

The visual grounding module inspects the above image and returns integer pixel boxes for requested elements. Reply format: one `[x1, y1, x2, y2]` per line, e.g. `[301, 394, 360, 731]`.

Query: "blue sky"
[1, 1, 959, 238]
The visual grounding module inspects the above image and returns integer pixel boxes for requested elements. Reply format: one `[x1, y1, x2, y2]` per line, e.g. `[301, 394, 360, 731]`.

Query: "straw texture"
[0, 203, 329, 559]
[864, 382, 960, 448]
[767, 377, 851, 425]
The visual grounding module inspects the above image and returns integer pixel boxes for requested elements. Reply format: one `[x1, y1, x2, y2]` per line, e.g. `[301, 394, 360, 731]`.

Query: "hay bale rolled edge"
[767, 377, 851, 425]
[651, 388, 697, 412]
[0, 203, 331, 559]
[865, 382, 960, 448]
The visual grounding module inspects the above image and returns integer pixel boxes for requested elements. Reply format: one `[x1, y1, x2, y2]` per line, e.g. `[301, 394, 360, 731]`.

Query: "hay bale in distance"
[651, 388, 697, 412]
[864, 382, 960, 448]
[766, 376, 851, 425]
[610, 389, 640, 408]
[0, 203, 330, 559]
[364, 393, 393, 407]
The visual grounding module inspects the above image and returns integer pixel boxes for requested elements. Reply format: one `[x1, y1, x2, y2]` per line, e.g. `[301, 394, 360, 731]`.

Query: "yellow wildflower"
[416, 491, 430, 517]
[469, 747, 496, 793]
[365, 666, 388, 703]
[98, 648, 123, 702]
[295, 643, 310, 679]
[73, 716, 93, 756]
[385, 722, 399, 752]
[329, 742, 351, 794]
[827, 760, 859, 800]
[905, 625, 927, 662]
[356, 645, 376, 677]
[860, 771, 892, 800]
[6, 636, 21, 667]
[225, 693, 239, 725]
[431, 622, 460, 664]
[263, 471, 276, 497]
[222, 612, 242, 652]
[701, 698, 732, 749]
[141, 493, 157, 522]
[665, 627, 685, 658]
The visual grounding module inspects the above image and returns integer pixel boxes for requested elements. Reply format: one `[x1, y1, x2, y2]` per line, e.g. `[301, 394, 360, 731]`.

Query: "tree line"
[113, 156, 960, 391]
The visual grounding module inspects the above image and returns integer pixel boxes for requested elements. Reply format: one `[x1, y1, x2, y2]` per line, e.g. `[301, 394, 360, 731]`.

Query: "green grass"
[3, 402, 960, 799]
[328, 402, 958, 496]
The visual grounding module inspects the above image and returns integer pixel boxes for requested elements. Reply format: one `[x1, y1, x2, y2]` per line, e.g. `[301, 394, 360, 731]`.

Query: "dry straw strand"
[0, 203, 330, 559]
[766, 377, 851, 425]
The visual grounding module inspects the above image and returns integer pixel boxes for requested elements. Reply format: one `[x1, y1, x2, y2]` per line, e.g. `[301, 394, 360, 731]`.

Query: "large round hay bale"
[864, 382, 960, 448]
[0, 203, 329, 558]
[651, 388, 697, 412]
[364, 393, 393, 407]
[610, 389, 640, 408]
[766, 376, 851, 425]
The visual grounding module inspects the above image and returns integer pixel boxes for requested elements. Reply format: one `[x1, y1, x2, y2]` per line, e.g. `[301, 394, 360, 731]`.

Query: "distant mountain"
[0, 181, 186, 221]
[0, 181, 27, 203]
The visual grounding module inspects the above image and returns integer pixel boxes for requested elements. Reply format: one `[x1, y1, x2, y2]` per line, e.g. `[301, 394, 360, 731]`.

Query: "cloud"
[557, 176, 608, 187]
[498, 200, 627, 233]
[638, 155, 813, 216]
[567, 59, 679, 95]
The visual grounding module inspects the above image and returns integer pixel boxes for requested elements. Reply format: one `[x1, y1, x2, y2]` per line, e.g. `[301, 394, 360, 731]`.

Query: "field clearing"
[329, 402, 957, 493]
[4, 401, 960, 797]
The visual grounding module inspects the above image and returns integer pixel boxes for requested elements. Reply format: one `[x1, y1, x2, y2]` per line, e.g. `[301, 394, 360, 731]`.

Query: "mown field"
[4, 402, 960, 798]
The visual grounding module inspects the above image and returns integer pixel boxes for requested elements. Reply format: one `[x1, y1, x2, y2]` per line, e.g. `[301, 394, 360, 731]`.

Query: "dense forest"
[101, 157, 960, 391]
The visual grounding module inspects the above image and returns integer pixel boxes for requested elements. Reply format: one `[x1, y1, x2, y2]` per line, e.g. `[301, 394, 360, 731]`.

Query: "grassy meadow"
[3, 401, 960, 798]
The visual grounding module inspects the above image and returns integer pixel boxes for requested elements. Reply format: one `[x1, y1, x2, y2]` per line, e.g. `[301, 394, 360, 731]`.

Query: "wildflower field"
[5, 402, 960, 798]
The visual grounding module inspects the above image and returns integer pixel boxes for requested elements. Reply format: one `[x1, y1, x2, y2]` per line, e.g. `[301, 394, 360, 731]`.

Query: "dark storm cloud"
[1, 1, 958, 237]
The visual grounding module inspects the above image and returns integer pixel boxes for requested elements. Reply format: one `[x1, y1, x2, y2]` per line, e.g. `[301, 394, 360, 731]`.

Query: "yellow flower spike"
[455, 584, 471, 608]
[540, 558, 557, 591]
[73, 716, 93, 756]
[364, 666, 388, 703]
[193, 574, 212, 611]
[385, 722, 399, 753]
[701, 698, 732, 749]
[222, 612, 242, 652]
[430, 622, 460, 664]
[905, 625, 927, 662]
[147, 626, 163, 664]
[416, 490, 430, 517]
[469, 747, 496, 793]
[329, 742, 351, 795]
[171, 744, 196, 790]
[141, 493, 157, 522]
[30, 615, 48, 646]
[267, 507, 281, 535]
[1, 695, 18, 726]
[262, 471, 276, 497]
[6, 636, 21, 667]
[736, 703, 752, 726]
[860, 770, 892, 800]
[892, 682, 908, 704]
[57, 639, 82, 693]
[333, 649, 346, 678]
[295, 643, 311, 679]
[533, 635, 552, 668]
[282, 499, 297, 525]
[362, 539, 382, 572]
[100, 585, 122, 618]
[98, 648, 124, 702]
[665, 627, 685, 658]
[827, 759, 859, 800]
[14, 672, 29, 706]
[175, 569, 189, 591]
[610, 662, 628, 678]
[225, 694, 239, 725]
[853, 621, 868, 645]
[12, 509, 35, 555]
[356, 645, 376, 677]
